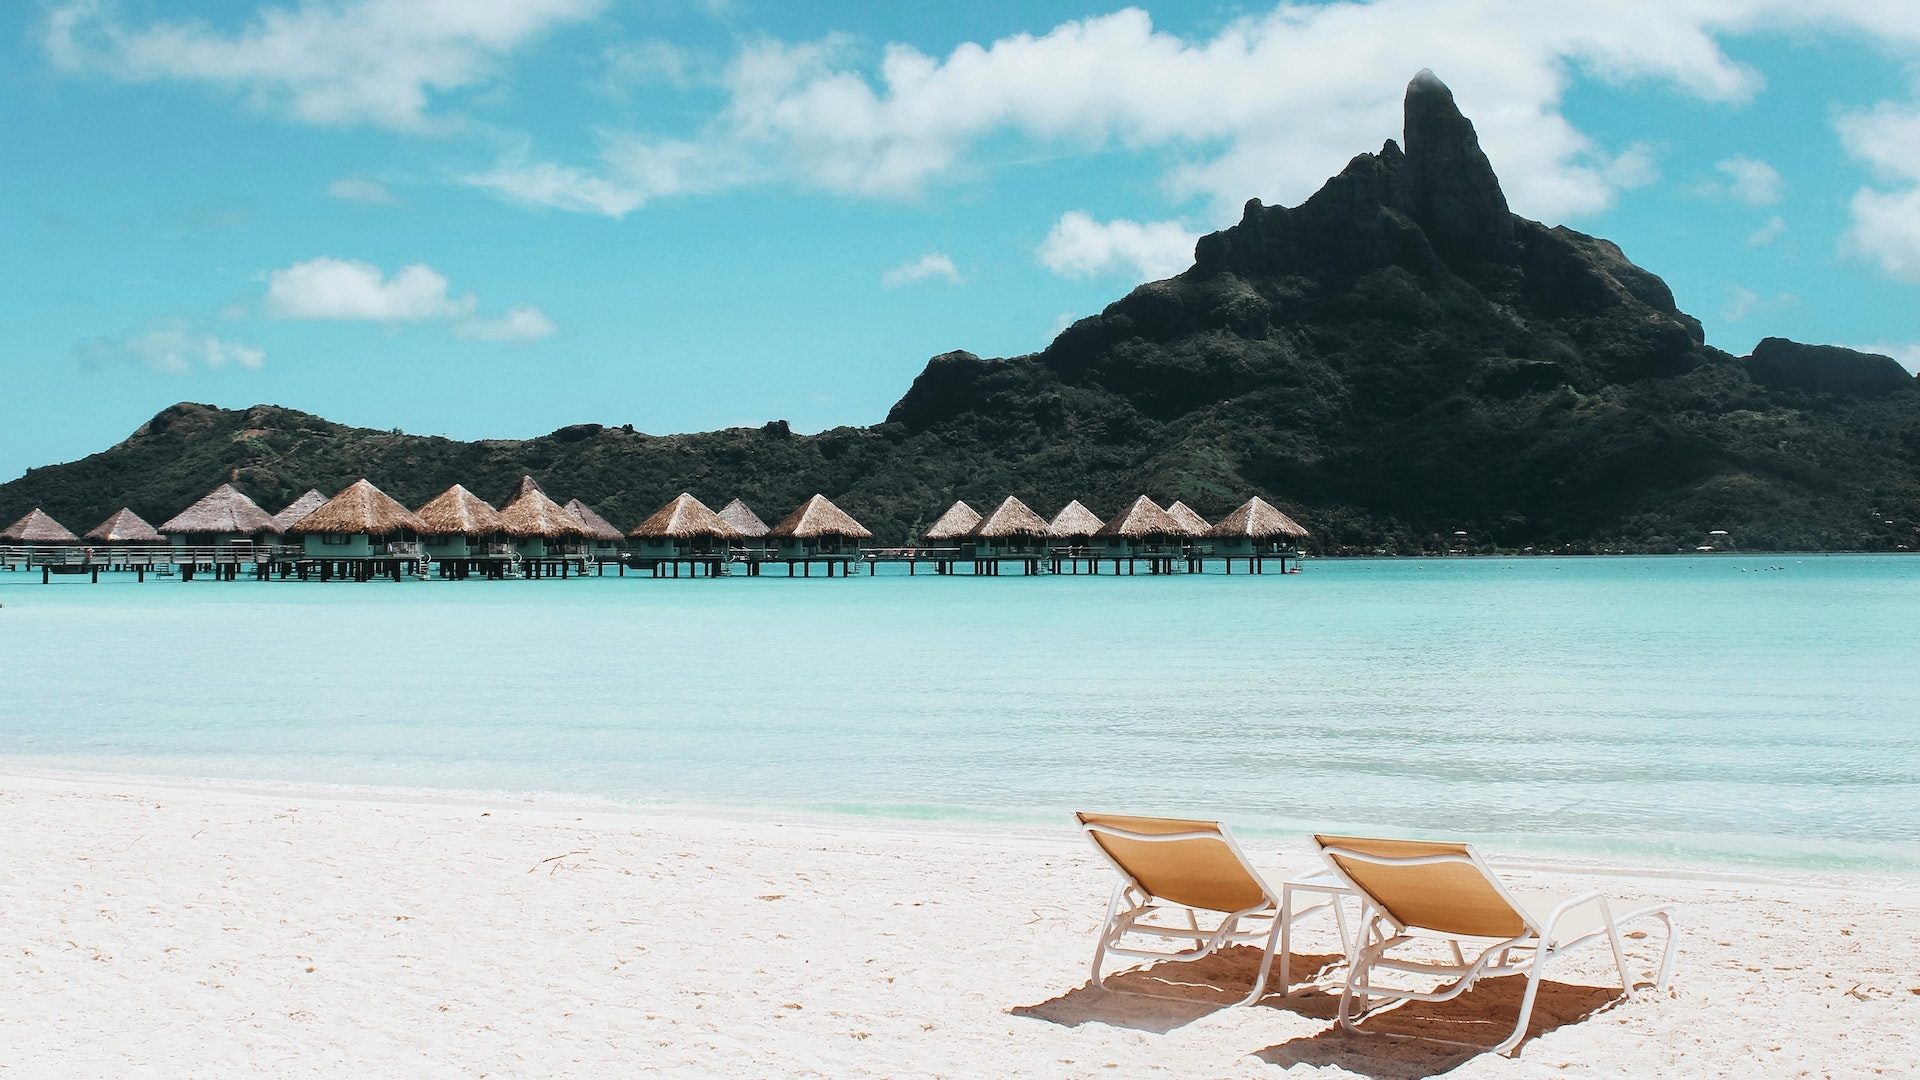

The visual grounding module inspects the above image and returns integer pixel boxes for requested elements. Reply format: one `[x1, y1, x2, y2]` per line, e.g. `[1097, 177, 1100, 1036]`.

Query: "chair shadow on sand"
[1254, 974, 1627, 1079]
[1013, 945, 1626, 1078]
[1010, 945, 1350, 1034]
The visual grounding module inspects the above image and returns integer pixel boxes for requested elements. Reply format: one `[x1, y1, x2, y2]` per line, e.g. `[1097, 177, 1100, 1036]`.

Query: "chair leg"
[1237, 915, 1284, 1006]
[1600, 901, 1634, 996]
[1090, 887, 1126, 988]
[1495, 955, 1549, 1056]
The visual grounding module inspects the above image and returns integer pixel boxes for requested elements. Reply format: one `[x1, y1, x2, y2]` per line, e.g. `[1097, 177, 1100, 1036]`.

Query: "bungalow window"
[320, 533, 353, 546]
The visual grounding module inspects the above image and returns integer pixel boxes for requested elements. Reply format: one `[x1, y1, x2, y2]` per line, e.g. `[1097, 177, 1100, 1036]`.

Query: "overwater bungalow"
[717, 499, 773, 561]
[285, 479, 427, 581]
[159, 483, 281, 579]
[918, 501, 980, 574]
[415, 484, 509, 578]
[1165, 500, 1213, 571]
[80, 508, 166, 576]
[1047, 500, 1105, 573]
[2, 508, 81, 572]
[628, 493, 740, 576]
[965, 496, 1051, 574]
[1092, 496, 1184, 573]
[1206, 496, 1309, 573]
[565, 499, 625, 565]
[498, 476, 588, 576]
[767, 494, 872, 576]
[85, 508, 163, 546]
[272, 490, 327, 532]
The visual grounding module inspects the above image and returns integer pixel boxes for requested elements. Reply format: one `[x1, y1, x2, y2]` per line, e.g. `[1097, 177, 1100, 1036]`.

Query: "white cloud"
[1038, 212, 1197, 282]
[327, 177, 398, 204]
[599, 39, 695, 96]
[1719, 285, 1798, 323]
[452, 305, 557, 342]
[1747, 214, 1786, 247]
[266, 258, 476, 321]
[460, 2, 1920, 224]
[42, 0, 604, 131]
[263, 257, 554, 341]
[1715, 156, 1783, 205]
[82, 318, 265, 375]
[1850, 342, 1920, 373]
[1842, 187, 1920, 283]
[1838, 96, 1920, 284]
[881, 253, 963, 287]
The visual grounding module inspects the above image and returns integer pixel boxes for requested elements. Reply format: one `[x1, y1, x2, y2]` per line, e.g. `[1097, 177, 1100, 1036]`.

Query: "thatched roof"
[1048, 500, 1105, 538]
[1164, 500, 1212, 537]
[565, 499, 625, 542]
[1207, 496, 1310, 540]
[922, 501, 981, 541]
[717, 499, 770, 538]
[630, 493, 740, 539]
[968, 496, 1050, 539]
[2, 508, 79, 544]
[273, 490, 327, 531]
[414, 484, 505, 536]
[499, 481, 586, 538]
[288, 479, 426, 535]
[768, 494, 873, 540]
[84, 508, 163, 543]
[159, 484, 280, 536]
[1094, 496, 1182, 538]
[509, 475, 547, 502]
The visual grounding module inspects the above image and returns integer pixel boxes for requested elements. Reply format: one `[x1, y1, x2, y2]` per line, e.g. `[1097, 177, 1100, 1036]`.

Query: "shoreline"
[3, 769, 1915, 1077]
[2, 764, 1909, 892]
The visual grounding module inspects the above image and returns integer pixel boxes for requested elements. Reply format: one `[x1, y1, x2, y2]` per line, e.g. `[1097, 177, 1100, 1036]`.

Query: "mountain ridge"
[5, 72, 1917, 553]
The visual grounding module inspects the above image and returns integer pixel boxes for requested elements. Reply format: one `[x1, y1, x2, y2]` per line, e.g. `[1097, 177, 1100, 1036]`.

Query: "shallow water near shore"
[1, 554, 1915, 874]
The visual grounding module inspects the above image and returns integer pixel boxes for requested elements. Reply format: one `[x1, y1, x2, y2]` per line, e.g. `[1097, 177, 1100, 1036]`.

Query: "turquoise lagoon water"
[1, 555, 1915, 874]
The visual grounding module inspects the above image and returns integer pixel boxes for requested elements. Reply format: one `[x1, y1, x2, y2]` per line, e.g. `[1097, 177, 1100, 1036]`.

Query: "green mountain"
[5, 71, 1917, 553]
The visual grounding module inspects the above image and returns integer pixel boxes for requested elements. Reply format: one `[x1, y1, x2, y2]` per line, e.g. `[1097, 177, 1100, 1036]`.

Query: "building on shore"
[415, 484, 509, 576]
[159, 484, 281, 578]
[964, 496, 1050, 574]
[2, 508, 80, 565]
[767, 494, 872, 576]
[717, 499, 772, 560]
[272, 490, 327, 533]
[1092, 496, 1184, 572]
[1047, 500, 1105, 572]
[284, 480, 426, 581]
[565, 499, 625, 563]
[1206, 496, 1309, 573]
[628, 493, 739, 575]
[499, 476, 588, 573]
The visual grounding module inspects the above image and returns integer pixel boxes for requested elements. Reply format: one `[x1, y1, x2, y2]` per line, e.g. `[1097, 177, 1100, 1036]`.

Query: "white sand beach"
[1, 772, 1913, 1079]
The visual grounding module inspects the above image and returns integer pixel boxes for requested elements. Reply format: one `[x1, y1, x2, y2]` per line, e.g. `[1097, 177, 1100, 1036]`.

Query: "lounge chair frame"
[1080, 817, 1347, 1005]
[1316, 840, 1679, 1056]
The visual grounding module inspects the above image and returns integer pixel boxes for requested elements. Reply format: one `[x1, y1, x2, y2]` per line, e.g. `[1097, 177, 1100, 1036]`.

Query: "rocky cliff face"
[5, 73, 1917, 552]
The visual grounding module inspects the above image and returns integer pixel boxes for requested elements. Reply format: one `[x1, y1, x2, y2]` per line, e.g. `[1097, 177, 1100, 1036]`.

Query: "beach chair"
[1314, 834, 1679, 1055]
[1077, 813, 1346, 1005]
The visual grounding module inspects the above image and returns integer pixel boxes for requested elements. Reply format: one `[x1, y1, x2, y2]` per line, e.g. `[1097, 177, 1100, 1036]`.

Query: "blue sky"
[4, 1, 1919, 483]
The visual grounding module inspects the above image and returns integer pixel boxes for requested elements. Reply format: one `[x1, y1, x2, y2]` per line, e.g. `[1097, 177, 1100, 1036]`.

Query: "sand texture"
[1, 773, 1913, 1079]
